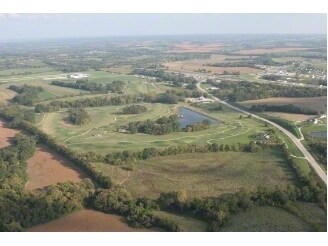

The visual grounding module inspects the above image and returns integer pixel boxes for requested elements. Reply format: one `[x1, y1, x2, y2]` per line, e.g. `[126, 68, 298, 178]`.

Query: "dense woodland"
[206, 79, 327, 102]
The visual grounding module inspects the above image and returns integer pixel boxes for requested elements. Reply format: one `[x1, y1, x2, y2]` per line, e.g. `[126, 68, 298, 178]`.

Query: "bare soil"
[28, 209, 160, 232]
[25, 145, 88, 190]
[0, 120, 19, 148]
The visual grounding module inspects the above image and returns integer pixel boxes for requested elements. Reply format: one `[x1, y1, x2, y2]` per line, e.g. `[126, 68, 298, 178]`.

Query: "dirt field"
[239, 96, 327, 113]
[262, 112, 315, 122]
[0, 120, 20, 148]
[28, 209, 159, 232]
[164, 61, 260, 75]
[25, 145, 88, 190]
[234, 47, 308, 55]
[166, 42, 224, 53]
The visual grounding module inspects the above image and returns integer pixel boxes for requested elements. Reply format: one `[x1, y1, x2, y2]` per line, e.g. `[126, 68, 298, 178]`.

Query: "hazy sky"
[0, 13, 326, 40]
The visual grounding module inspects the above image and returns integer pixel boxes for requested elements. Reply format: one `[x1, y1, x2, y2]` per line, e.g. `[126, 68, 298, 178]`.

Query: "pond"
[310, 131, 327, 139]
[178, 107, 218, 128]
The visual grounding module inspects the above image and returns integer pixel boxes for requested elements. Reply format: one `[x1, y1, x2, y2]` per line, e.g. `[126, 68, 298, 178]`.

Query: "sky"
[0, 13, 326, 40]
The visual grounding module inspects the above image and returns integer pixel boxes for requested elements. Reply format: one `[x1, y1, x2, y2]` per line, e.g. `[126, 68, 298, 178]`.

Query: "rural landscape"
[0, 14, 327, 232]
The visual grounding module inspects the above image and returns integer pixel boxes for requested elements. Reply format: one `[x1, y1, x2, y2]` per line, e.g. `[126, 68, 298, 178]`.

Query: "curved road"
[197, 82, 327, 185]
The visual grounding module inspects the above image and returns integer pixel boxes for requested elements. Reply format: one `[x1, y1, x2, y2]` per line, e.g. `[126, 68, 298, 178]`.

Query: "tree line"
[34, 92, 181, 113]
[80, 141, 269, 167]
[51, 80, 126, 94]
[206, 79, 327, 102]
[251, 104, 318, 115]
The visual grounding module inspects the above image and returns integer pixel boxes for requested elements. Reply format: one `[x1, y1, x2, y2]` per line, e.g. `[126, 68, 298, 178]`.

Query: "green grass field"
[220, 206, 314, 232]
[153, 211, 208, 232]
[93, 148, 297, 199]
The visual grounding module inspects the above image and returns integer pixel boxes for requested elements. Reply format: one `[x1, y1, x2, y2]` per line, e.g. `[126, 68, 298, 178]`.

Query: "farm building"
[67, 73, 89, 79]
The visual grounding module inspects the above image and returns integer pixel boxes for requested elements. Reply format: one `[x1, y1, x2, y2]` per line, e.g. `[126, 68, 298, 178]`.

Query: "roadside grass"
[153, 211, 208, 232]
[93, 148, 298, 199]
[220, 206, 314, 232]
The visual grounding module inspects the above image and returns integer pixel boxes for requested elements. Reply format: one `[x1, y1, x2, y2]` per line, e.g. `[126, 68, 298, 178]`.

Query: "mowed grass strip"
[94, 148, 298, 199]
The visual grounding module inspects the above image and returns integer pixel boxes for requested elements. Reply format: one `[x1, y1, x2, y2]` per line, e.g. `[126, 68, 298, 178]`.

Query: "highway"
[196, 81, 327, 185]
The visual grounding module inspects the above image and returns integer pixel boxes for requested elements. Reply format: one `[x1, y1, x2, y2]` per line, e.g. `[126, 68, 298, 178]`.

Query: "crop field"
[166, 42, 225, 53]
[0, 120, 20, 148]
[164, 60, 261, 75]
[232, 47, 308, 55]
[239, 96, 327, 113]
[25, 145, 89, 190]
[153, 211, 208, 232]
[220, 206, 314, 232]
[93, 148, 297, 199]
[28, 209, 157, 232]
[37, 102, 269, 153]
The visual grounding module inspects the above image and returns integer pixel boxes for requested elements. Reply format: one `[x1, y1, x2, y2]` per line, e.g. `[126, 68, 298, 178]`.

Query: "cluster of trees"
[35, 92, 181, 113]
[51, 80, 125, 94]
[0, 178, 94, 231]
[183, 119, 211, 132]
[165, 88, 203, 99]
[68, 108, 91, 125]
[0, 105, 36, 123]
[132, 69, 197, 86]
[122, 105, 147, 114]
[261, 74, 283, 81]
[206, 80, 326, 102]
[251, 104, 318, 115]
[92, 188, 156, 228]
[8, 85, 44, 106]
[262, 115, 301, 138]
[127, 115, 180, 135]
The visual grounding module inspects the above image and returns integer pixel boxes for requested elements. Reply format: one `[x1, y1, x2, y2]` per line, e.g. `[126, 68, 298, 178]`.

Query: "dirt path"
[35, 113, 47, 126]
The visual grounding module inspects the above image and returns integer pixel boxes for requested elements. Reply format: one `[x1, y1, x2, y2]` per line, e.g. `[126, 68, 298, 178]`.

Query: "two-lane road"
[197, 82, 327, 185]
